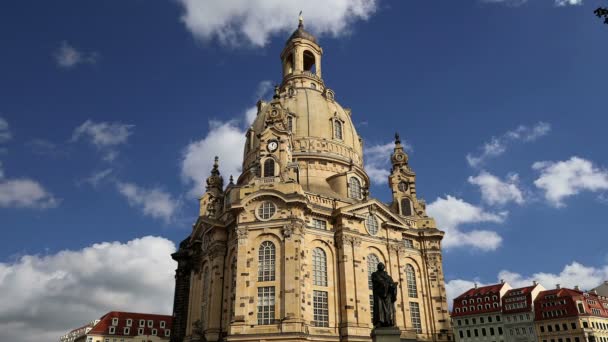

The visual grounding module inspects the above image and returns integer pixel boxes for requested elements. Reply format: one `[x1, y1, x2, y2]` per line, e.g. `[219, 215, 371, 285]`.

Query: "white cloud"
[0, 117, 11, 143]
[364, 141, 413, 185]
[554, 0, 583, 6]
[181, 120, 245, 196]
[0, 236, 176, 342]
[468, 171, 524, 206]
[0, 178, 59, 209]
[427, 195, 507, 251]
[116, 182, 180, 223]
[79, 169, 113, 188]
[533, 156, 608, 207]
[71, 120, 134, 162]
[176, 0, 378, 47]
[466, 122, 551, 167]
[53, 41, 98, 68]
[481, 0, 582, 6]
[446, 261, 608, 308]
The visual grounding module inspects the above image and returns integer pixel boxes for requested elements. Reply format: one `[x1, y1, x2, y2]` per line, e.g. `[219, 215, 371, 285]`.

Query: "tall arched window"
[263, 159, 275, 178]
[201, 266, 210, 326]
[401, 198, 412, 216]
[312, 248, 327, 286]
[303, 50, 316, 73]
[334, 121, 343, 140]
[406, 264, 418, 298]
[367, 254, 381, 322]
[230, 257, 237, 319]
[349, 177, 362, 200]
[258, 241, 276, 281]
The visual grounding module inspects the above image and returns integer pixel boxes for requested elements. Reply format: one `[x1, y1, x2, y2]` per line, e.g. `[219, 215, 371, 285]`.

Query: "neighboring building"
[451, 282, 512, 342]
[60, 320, 99, 342]
[170, 16, 452, 342]
[61, 311, 172, 342]
[592, 282, 608, 298]
[503, 283, 546, 342]
[534, 286, 608, 342]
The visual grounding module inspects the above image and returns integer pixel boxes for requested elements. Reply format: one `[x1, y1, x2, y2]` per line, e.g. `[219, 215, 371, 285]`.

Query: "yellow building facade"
[171, 18, 452, 342]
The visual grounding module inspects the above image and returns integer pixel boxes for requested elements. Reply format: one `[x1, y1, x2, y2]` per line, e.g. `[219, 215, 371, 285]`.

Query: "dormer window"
[348, 177, 362, 200]
[334, 121, 343, 140]
[152, 328, 158, 336]
[111, 318, 118, 326]
[109, 326, 115, 335]
[126, 319, 132, 327]
[139, 319, 145, 327]
[147, 320, 153, 328]
[160, 321, 166, 329]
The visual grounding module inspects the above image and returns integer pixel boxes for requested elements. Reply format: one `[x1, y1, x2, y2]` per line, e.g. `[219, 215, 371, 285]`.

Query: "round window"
[257, 201, 277, 220]
[366, 215, 379, 236]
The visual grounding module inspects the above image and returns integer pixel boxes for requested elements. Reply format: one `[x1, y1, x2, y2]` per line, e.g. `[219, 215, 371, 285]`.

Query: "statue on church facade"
[371, 263, 398, 328]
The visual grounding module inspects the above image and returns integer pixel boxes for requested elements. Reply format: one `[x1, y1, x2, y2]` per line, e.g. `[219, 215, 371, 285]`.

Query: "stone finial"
[533, 280, 538, 286]
[229, 175, 234, 185]
[298, 11, 303, 28]
[206, 156, 224, 191]
[273, 85, 280, 99]
[556, 284, 561, 289]
[395, 132, 401, 145]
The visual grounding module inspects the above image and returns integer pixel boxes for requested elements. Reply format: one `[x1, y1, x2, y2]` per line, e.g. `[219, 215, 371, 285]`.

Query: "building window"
[312, 218, 327, 230]
[368, 253, 380, 320]
[139, 319, 145, 327]
[457, 319, 462, 326]
[257, 201, 276, 220]
[496, 315, 501, 322]
[138, 328, 144, 335]
[124, 327, 130, 335]
[160, 321, 165, 329]
[112, 318, 118, 326]
[466, 330, 471, 338]
[459, 331, 464, 338]
[406, 264, 418, 298]
[147, 320, 153, 328]
[263, 159, 275, 177]
[577, 302, 585, 314]
[349, 177, 362, 199]
[287, 116, 294, 132]
[571, 322, 577, 329]
[109, 327, 115, 334]
[474, 329, 479, 337]
[490, 327, 495, 335]
[258, 241, 276, 281]
[152, 329, 157, 336]
[498, 327, 503, 335]
[401, 198, 412, 216]
[313, 290, 329, 327]
[404, 239, 414, 248]
[312, 248, 328, 286]
[410, 302, 422, 333]
[257, 286, 275, 325]
[126, 319, 132, 327]
[482, 328, 487, 336]
[165, 329, 171, 337]
[334, 121, 343, 140]
[366, 215, 379, 235]
[488, 316, 492, 322]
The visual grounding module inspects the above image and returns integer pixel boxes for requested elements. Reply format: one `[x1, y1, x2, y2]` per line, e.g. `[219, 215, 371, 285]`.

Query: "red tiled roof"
[88, 311, 173, 337]
[451, 283, 507, 317]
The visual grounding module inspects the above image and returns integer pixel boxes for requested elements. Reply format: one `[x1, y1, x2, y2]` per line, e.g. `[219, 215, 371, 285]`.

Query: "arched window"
[303, 50, 316, 73]
[258, 241, 275, 281]
[406, 264, 418, 298]
[312, 248, 327, 286]
[366, 215, 378, 236]
[349, 177, 361, 200]
[401, 198, 412, 216]
[287, 116, 294, 132]
[334, 121, 343, 140]
[263, 159, 275, 178]
[284, 53, 294, 75]
[201, 266, 210, 326]
[367, 254, 380, 322]
[478, 305, 483, 310]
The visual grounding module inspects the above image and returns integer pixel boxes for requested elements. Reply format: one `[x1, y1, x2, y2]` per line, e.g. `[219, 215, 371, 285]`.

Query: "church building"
[170, 17, 452, 342]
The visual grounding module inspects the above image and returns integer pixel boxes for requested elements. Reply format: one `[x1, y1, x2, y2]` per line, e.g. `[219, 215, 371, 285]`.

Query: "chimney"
[574, 285, 580, 291]
[556, 284, 561, 289]
[474, 283, 478, 289]
[533, 280, 538, 286]
[592, 290, 598, 295]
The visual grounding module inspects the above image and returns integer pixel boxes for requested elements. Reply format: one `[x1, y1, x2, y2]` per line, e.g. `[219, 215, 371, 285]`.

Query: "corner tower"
[172, 17, 452, 342]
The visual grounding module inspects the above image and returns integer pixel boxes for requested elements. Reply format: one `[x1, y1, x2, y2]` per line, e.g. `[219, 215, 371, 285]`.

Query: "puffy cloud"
[78, 169, 114, 188]
[176, 0, 378, 47]
[364, 141, 413, 185]
[116, 182, 180, 223]
[466, 122, 551, 167]
[445, 261, 608, 308]
[0, 178, 59, 209]
[71, 120, 134, 162]
[533, 156, 608, 207]
[0, 236, 176, 342]
[53, 41, 98, 69]
[481, 0, 581, 6]
[0, 117, 11, 143]
[427, 195, 507, 251]
[468, 171, 524, 206]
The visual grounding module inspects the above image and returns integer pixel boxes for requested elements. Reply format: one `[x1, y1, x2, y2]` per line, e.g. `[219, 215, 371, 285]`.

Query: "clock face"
[398, 181, 409, 192]
[267, 140, 278, 152]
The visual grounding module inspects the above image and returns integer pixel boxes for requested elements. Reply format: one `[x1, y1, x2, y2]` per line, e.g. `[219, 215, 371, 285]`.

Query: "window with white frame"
[160, 321, 165, 328]
[257, 201, 276, 220]
[138, 328, 144, 335]
[313, 290, 329, 327]
[406, 264, 418, 298]
[312, 218, 327, 230]
[349, 177, 362, 199]
[366, 214, 378, 235]
[367, 253, 380, 321]
[139, 319, 145, 327]
[152, 329, 157, 336]
[312, 248, 327, 286]
[165, 329, 171, 337]
[258, 241, 276, 281]
[147, 320, 153, 328]
[109, 326, 115, 334]
[410, 302, 422, 333]
[126, 319, 132, 326]
[112, 318, 118, 326]
[123, 327, 130, 335]
[257, 286, 275, 325]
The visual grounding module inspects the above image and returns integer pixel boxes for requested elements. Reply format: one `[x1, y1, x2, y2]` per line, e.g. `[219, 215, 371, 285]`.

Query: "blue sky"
[1, 0, 608, 340]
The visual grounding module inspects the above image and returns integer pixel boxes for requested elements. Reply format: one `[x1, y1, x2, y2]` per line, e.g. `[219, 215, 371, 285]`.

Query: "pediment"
[337, 199, 414, 229]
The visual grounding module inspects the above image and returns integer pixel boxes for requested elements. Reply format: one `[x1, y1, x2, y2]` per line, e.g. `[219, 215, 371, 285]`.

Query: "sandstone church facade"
[171, 18, 452, 342]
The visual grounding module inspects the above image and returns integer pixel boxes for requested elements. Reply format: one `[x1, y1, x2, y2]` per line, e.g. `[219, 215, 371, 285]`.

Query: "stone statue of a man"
[371, 262, 398, 327]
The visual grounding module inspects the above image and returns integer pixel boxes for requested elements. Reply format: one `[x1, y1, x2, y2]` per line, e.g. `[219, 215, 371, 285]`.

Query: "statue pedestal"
[371, 327, 401, 342]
